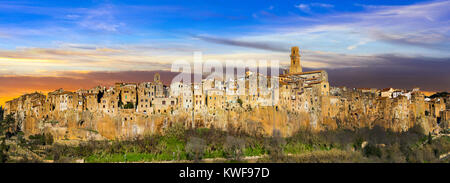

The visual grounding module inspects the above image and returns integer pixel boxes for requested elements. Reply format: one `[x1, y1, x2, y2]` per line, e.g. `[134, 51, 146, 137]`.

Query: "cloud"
[295, 4, 311, 13]
[342, 1, 450, 50]
[76, 5, 125, 32]
[310, 3, 334, 8]
[347, 40, 370, 50]
[192, 35, 289, 52]
[0, 3, 180, 34]
[234, 0, 450, 57]
[1, 53, 449, 106]
[321, 54, 450, 92]
[0, 70, 180, 106]
[295, 3, 334, 13]
[368, 29, 449, 50]
[0, 0, 448, 102]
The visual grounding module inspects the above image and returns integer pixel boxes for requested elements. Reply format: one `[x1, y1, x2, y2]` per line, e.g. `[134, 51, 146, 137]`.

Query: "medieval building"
[3, 46, 448, 140]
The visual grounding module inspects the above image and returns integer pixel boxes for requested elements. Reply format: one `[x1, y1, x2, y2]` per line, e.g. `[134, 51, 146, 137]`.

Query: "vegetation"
[118, 91, 124, 108]
[237, 98, 243, 107]
[28, 133, 54, 146]
[34, 124, 450, 163]
[123, 102, 134, 109]
[429, 92, 449, 99]
[0, 106, 4, 121]
[0, 114, 449, 163]
[96, 90, 104, 103]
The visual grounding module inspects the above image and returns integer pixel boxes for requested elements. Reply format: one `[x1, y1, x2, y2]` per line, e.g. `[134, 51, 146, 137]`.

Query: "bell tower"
[289, 46, 302, 74]
[154, 73, 160, 83]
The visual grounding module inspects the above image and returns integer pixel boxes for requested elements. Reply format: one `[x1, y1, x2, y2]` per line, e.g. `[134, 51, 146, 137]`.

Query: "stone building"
[289, 46, 302, 74]
[3, 46, 447, 140]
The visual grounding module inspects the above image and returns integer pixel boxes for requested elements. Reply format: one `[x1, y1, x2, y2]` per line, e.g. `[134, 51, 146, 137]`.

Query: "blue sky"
[1, 0, 448, 56]
[0, 0, 449, 102]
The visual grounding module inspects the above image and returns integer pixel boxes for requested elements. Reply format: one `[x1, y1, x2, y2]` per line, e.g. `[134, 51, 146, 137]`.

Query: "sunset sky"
[0, 0, 449, 106]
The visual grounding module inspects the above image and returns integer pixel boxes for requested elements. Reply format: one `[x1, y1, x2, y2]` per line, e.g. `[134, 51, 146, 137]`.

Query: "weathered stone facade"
[3, 46, 448, 140]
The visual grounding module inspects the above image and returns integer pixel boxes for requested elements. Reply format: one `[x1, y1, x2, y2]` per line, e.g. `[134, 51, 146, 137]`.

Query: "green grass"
[42, 125, 442, 163]
[85, 152, 184, 163]
[203, 148, 226, 159]
[284, 143, 314, 154]
[85, 136, 188, 162]
[244, 144, 266, 156]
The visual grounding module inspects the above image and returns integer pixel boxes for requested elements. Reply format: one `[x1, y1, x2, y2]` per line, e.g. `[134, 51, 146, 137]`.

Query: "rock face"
[4, 86, 446, 141]
[3, 47, 448, 140]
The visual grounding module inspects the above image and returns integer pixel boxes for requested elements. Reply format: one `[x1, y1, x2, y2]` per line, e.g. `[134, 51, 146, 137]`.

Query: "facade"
[2, 46, 448, 140]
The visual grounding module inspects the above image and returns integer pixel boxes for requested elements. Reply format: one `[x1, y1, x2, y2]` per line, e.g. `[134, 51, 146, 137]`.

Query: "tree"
[185, 137, 206, 162]
[0, 139, 9, 163]
[0, 106, 3, 121]
[225, 136, 245, 161]
[97, 90, 104, 103]
[267, 129, 286, 162]
[0, 114, 15, 163]
[118, 91, 124, 108]
[237, 98, 243, 107]
[0, 114, 17, 137]
[135, 88, 139, 109]
[429, 92, 449, 99]
[124, 102, 134, 109]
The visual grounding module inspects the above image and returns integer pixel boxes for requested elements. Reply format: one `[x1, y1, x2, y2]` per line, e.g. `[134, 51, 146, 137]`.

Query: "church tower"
[154, 73, 160, 83]
[289, 46, 302, 74]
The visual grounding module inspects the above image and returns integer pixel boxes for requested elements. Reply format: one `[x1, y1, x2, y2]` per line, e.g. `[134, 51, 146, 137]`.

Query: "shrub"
[266, 130, 286, 162]
[29, 134, 46, 145]
[45, 133, 54, 145]
[29, 133, 54, 145]
[0, 139, 9, 163]
[363, 143, 382, 158]
[224, 136, 245, 161]
[185, 137, 206, 162]
[164, 122, 186, 140]
[286, 149, 364, 163]
[123, 102, 134, 109]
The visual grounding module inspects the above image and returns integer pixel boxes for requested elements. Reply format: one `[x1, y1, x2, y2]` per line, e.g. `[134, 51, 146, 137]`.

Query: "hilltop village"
[3, 47, 450, 141]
